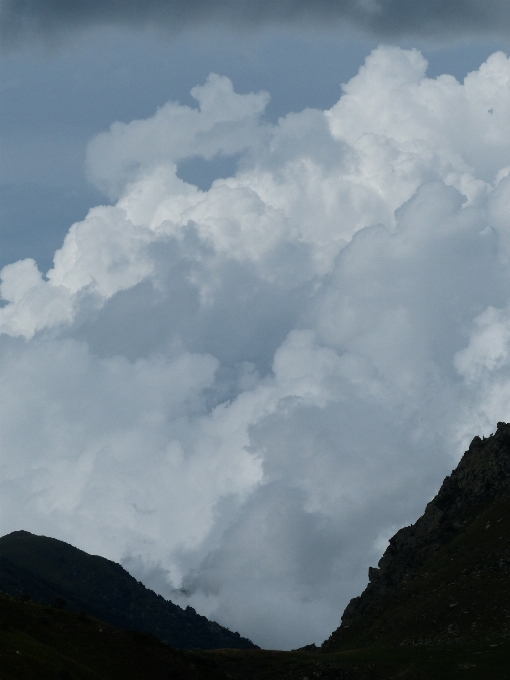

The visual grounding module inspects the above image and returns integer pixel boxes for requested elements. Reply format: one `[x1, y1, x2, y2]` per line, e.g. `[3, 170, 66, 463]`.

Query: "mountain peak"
[324, 422, 510, 650]
[0, 530, 257, 650]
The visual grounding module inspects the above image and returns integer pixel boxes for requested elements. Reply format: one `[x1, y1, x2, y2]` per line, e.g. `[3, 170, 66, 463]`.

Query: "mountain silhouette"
[0, 530, 257, 650]
[323, 421, 510, 654]
[1, 422, 509, 678]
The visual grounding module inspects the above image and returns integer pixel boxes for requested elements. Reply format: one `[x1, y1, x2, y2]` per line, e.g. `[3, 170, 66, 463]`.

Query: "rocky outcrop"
[324, 422, 510, 648]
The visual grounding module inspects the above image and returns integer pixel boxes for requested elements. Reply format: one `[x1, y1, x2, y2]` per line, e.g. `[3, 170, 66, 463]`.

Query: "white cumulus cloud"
[2, 46, 510, 648]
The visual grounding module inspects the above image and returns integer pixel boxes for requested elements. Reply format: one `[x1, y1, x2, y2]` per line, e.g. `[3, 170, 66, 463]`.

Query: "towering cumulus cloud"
[2, 47, 510, 648]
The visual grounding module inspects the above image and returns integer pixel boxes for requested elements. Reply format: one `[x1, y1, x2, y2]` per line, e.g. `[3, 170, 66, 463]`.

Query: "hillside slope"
[323, 421, 510, 652]
[2, 590, 509, 680]
[1, 423, 510, 678]
[0, 591, 225, 680]
[0, 531, 257, 650]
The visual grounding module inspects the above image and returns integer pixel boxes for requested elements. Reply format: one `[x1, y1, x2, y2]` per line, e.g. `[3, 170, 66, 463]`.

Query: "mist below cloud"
[2, 46, 510, 648]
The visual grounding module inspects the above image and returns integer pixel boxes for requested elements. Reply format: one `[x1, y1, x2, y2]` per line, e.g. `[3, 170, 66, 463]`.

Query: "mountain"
[322, 421, 510, 653]
[1, 422, 509, 679]
[0, 530, 257, 651]
[0, 591, 223, 680]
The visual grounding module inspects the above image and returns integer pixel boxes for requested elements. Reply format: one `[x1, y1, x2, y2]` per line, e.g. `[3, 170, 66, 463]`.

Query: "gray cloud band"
[2, 0, 510, 44]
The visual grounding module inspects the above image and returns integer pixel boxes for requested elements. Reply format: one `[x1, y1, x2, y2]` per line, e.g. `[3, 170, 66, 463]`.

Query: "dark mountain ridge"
[0, 530, 257, 650]
[323, 421, 510, 652]
[1, 423, 509, 678]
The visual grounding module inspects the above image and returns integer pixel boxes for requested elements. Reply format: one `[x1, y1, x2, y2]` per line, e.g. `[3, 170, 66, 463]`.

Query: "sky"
[2, 0, 510, 650]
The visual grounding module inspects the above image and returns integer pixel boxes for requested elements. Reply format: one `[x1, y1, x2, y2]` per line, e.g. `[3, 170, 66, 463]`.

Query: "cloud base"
[3, 0, 510, 46]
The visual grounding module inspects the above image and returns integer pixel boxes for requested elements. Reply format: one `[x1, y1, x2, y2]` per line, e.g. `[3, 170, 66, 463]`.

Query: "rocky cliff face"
[324, 422, 510, 650]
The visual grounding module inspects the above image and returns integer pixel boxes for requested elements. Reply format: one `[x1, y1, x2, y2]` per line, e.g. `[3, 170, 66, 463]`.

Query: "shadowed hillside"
[0, 531, 257, 651]
[1, 423, 510, 679]
[2, 590, 508, 679]
[323, 421, 510, 653]
[0, 591, 225, 679]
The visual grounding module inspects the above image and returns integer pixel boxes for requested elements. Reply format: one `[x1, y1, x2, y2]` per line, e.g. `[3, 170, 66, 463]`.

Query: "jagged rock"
[323, 422, 510, 650]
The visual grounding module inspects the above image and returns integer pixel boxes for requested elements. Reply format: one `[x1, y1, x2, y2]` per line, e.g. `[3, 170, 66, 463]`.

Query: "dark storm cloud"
[2, 0, 510, 45]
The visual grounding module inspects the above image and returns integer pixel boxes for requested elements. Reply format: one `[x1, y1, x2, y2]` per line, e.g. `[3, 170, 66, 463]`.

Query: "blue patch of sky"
[1, 25, 508, 273]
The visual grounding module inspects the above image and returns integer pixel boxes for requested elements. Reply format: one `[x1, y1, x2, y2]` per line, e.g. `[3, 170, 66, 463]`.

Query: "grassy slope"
[0, 592, 223, 680]
[196, 643, 510, 680]
[2, 591, 507, 680]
